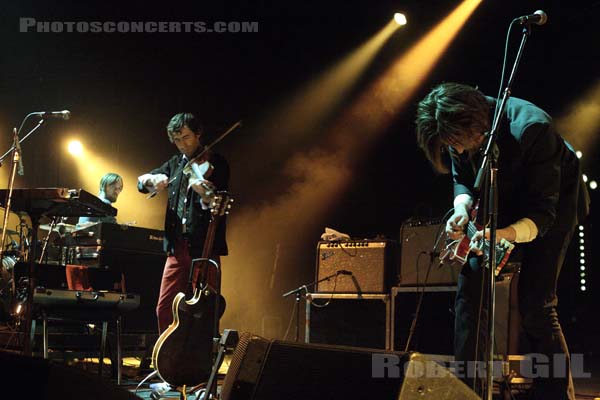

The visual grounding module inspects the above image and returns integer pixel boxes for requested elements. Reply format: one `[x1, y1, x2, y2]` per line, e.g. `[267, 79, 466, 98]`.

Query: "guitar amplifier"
[315, 240, 397, 293]
[399, 219, 461, 286]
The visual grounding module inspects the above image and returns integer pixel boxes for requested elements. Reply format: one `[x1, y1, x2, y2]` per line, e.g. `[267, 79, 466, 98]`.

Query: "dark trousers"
[454, 227, 576, 400]
[156, 239, 220, 333]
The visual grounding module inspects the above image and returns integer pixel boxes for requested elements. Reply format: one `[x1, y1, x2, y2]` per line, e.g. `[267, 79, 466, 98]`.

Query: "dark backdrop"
[0, 0, 597, 349]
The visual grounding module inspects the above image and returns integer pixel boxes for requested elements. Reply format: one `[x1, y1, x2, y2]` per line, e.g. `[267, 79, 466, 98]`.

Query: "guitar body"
[440, 205, 515, 275]
[151, 188, 233, 388]
[152, 288, 226, 387]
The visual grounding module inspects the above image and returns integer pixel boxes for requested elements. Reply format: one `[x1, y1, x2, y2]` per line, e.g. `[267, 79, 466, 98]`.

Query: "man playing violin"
[415, 83, 589, 399]
[137, 113, 229, 334]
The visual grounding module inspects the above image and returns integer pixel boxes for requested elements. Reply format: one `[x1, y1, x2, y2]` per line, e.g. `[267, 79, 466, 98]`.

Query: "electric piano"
[0, 187, 117, 218]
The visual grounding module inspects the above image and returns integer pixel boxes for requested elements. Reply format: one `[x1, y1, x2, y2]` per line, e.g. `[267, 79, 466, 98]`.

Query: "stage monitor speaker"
[316, 240, 397, 293]
[1, 350, 139, 399]
[399, 219, 461, 286]
[221, 333, 479, 400]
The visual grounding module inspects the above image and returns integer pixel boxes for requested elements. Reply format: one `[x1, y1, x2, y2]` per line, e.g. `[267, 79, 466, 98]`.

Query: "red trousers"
[156, 239, 220, 333]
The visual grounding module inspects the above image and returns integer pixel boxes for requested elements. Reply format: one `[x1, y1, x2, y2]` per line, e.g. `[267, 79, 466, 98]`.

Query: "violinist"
[137, 112, 229, 334]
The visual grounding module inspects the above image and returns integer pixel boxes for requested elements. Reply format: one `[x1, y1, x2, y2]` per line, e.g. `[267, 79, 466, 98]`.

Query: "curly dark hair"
[415, 82, 491, 173]
[166, 113, 204, 143]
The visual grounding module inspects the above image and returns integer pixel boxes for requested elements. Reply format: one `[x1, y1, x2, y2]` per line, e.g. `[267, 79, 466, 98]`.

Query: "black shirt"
[450, 96, 587, 237]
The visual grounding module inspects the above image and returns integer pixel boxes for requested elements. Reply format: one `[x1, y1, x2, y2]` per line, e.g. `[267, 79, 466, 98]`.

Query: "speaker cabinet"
[392, 286, 456, 355]
[492, 271, 521, 356]
[305, 293, 390, 349]
[399, 219, 462, 286]
[316, 240, 397, 293]
[221, 333, 479, 400]
[392, 271, 520, 356]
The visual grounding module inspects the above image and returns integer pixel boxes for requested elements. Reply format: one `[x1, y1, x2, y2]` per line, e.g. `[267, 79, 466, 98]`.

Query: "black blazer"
[138, 151, 229, 257]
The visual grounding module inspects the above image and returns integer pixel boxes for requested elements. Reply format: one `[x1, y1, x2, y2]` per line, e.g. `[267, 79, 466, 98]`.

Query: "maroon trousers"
[156, 239, 220, 333]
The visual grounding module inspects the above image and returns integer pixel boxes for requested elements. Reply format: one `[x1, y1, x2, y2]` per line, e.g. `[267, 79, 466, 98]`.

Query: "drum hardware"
[39, 222, 77, 234]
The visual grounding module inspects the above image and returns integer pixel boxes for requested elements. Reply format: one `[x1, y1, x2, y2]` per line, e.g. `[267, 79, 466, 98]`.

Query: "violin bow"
[147, 120, 242, 199]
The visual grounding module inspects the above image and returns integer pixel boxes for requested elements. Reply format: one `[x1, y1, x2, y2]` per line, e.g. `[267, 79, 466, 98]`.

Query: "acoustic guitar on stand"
[151, 159, 233, 390]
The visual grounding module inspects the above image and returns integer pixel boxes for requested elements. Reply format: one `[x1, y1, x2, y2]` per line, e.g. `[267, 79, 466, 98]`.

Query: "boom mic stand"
[0, 117, 45, 263]
[282, 270, 345, 342]
[0, 128, 26, 295]
[0, 114, 55, 356]
[474, 21, 536, 400]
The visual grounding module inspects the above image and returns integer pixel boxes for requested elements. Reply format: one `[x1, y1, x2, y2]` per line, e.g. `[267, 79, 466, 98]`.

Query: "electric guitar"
[439, 210, 515, 276]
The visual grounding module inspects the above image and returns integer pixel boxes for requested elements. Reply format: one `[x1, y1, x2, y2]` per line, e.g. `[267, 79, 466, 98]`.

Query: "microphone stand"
[0, 128, 25, 295]
[0, 117, 45, 164]
[282, 271, 342, 342]
[474, 22, 533, 400]
[0, 115, 47, 356]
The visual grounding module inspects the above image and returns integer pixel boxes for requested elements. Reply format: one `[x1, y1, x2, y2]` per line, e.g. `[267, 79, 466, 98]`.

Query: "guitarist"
[137, 112, 229, 336]
[415, 83, 589, 400]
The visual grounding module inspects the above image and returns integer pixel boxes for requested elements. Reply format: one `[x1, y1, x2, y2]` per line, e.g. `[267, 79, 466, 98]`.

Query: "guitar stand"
[497, 360, 517, 400]
[191, 329, 239, 400]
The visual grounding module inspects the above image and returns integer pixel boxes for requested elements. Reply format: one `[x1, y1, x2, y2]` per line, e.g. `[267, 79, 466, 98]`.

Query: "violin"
[183, 150, 217, 203]
[145, 149, 213, 200]
[146, 120, 241, 199]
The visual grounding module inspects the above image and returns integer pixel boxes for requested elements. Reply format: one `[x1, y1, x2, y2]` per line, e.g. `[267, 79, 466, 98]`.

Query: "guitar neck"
[195, 216, 220, 288]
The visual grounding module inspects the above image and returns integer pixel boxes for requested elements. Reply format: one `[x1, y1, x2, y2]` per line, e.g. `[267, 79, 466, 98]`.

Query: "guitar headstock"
[209, 191, 234, 217]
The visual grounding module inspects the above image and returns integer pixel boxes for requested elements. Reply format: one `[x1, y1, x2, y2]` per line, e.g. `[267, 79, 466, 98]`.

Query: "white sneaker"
[150, 381, 172, 399]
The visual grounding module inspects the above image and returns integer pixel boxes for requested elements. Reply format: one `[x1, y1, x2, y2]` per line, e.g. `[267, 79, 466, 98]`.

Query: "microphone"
[515, 10, 548, 26]
[337, 270, 353, 275]
[33, 110, 71, 120]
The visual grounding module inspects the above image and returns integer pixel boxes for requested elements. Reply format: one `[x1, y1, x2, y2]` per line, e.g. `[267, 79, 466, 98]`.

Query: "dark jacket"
[451, 96, 589, 237]
[138, 151, 229, 257]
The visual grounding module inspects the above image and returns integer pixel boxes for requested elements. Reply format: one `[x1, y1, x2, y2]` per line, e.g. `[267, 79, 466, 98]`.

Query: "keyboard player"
[77, 173, 123, 226]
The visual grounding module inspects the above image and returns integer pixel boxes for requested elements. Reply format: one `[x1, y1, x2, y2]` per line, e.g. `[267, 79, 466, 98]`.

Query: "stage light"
[581, 279, 586, 285]
[590, 180, 597, 190]
[580, 265, 586, 271]
[583, 174, 588, 183]
[580, 245, 585, 251]
[394, 13, 407, 26]
[580, 272, 586, 277]
[576, 151, 583, 158]
[67, 140, 84, 157]
[581, 286, 586, 291]
[557, 79, 600, 156]
[579, 225, 585, 231]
